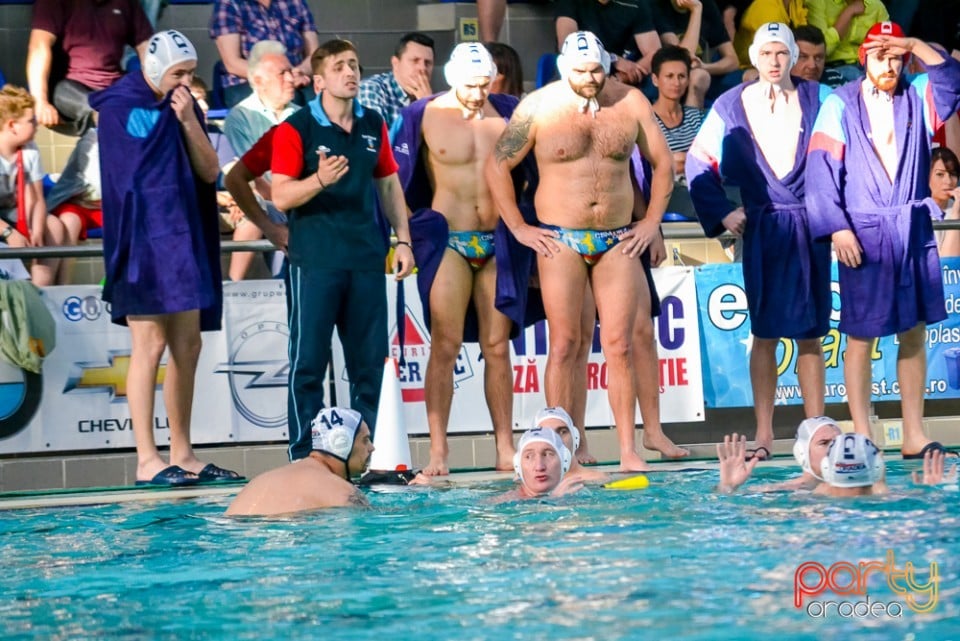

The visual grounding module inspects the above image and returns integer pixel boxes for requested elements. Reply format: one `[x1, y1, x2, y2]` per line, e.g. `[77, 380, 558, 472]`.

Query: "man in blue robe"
[91, 30, 240, 486]
[687, 23, 832, 459]
[806, 22, 960, 458]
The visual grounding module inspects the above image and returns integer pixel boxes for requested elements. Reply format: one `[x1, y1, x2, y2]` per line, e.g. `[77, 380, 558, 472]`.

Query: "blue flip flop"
[197, 463, 245, 483]
[135, 465, 199, 487]
[902, 441, 959, 460]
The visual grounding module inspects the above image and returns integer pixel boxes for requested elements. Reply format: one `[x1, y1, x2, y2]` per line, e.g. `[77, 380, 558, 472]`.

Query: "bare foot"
[171, 455, 206, 475]
[575, 445, 597, 465]
[495, 445, 516, 472]
[642, 432, 690, 459]
[422, 455, 450, 476]
[619, 450, 652, 472]
[136, 456, 173, 483]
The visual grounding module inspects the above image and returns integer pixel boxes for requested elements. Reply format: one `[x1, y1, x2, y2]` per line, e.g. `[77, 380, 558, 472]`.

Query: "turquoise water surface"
[1, 463, 958, 640]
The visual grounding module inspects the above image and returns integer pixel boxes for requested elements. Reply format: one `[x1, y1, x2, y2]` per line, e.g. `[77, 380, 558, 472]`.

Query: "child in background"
[0, 85, 66, 285]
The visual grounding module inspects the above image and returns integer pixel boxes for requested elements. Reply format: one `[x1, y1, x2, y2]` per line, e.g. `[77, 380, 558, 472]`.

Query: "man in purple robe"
[91, 30, 241, 486]
[687, 23, 832, 459]
[806, 22, 960, 458]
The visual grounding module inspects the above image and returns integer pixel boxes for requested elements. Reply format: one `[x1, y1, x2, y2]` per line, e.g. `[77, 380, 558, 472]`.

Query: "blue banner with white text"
[695, 258, 960, 408]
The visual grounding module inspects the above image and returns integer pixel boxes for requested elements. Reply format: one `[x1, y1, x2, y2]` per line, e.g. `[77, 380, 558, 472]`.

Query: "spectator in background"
[223, 40, 298, 281]
[791, 24, 827, 80]
[720, 0, 753, 41]
[650, 45, 703, 179]
[224, 41, 298, 155]
[555, 0, 662, 98]
[653, 0, 740, 106]
[805, 0, 890, 87]
[46, 127, 101, 284]
[26, 0, 153, 135]
[486, 42, 525, 97]
[931, 147, 960, 257]
[0, 85, 66, 286]
[733, 0, 806, 70]
[359, 32, 436, 132]
[209, 0, 319, 108]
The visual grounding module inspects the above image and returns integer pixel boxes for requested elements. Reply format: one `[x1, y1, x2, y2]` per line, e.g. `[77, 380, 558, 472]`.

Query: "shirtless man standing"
[393, 44, 519, 475]
[486, 31, 673, 472]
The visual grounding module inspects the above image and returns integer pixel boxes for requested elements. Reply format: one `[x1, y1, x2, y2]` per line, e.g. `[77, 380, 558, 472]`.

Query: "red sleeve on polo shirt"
[241, 127, 276, 177]
[373, 121, 399, 179]
[271, 122, 304, 178]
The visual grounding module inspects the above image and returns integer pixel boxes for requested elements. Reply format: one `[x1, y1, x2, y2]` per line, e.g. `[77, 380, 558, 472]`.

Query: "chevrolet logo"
[64, 353, 166, 399]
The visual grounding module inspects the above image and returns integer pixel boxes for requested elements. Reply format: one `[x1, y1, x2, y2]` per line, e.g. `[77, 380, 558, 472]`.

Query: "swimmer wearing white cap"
[227, 408, 376, 515]
[534, 407, 609, 483]
[486, 29, 673, 475]
[491, 427, 583, 503]
[813, 433, 887, 497]
[716, 417, 843, 493]
[407, 42, 518, 478]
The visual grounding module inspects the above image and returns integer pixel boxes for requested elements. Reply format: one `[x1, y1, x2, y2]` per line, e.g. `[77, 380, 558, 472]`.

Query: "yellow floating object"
[603, 474, 650, 490]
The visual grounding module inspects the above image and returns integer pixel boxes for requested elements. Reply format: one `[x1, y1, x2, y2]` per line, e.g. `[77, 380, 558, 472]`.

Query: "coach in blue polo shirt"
[272, 39, 415, 461]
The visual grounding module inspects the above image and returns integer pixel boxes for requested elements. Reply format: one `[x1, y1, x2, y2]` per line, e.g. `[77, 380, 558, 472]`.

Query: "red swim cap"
[859, 21, 910, 66]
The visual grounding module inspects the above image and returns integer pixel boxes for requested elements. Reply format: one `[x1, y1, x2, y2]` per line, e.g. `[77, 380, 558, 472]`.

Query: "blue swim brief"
[447, 231, 496, 271]
[540, 224, 631, 266]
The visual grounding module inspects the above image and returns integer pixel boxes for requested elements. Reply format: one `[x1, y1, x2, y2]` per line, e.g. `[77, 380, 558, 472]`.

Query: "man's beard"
[868, 69, 899, 92]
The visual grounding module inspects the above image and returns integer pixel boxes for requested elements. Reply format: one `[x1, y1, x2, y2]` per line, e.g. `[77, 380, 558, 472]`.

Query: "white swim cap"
[793, 416, 841, 479]
[557, 31, 611, 79]
[534, 406, 580, 453]
[513, 427, 572, 482]
[820, 433, 885, 488]
[310, 407, 363, 462]
[144, 30, 198, 90]
[444, 42, 497, 88]
[748, 22, 799, 69]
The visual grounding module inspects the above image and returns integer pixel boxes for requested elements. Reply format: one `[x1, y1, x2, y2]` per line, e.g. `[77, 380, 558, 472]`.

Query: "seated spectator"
[805, 0, 890, 87]
[46, 127, 101, 284]
[26, 0, 153, 136]
[733, 0, 806, 70]
[223, 40, 297, 281]
[650, 45, 704, 179]
[224, 41, 298, 155]
[555, 0, 662, 98]
[359, 32, 435, 132]
[720, 0, 753, 41]
[653, 0, 740, 106]
[791, 24, 827, 81]
[931, 147, 960, 257]
[0, 85, 66, 286]
[209, 0, 319, 108]
[486, 42, 524, 97]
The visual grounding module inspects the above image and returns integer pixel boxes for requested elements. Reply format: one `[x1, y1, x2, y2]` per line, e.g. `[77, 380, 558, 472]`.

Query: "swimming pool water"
[1, 463, 957, 640]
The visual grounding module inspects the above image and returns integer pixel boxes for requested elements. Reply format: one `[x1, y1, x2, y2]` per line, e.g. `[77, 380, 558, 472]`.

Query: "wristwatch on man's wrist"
[1, 226, 13, 241]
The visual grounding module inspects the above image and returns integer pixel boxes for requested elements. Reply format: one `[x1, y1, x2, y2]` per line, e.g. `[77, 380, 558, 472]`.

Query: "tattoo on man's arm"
[494, 113, 533, 164]
[348, 489, 370, 508]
